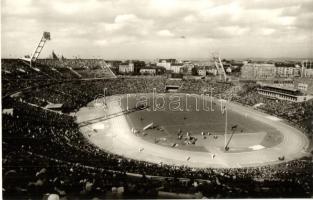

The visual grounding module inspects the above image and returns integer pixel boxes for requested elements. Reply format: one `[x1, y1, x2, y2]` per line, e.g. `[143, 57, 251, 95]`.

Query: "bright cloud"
[261, 28, 276, 35]
[157, 29, 175, 37]
[1, 0, 312, 59]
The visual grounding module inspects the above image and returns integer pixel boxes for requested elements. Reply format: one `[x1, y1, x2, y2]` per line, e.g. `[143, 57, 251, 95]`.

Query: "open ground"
[76, 93, 309, 168]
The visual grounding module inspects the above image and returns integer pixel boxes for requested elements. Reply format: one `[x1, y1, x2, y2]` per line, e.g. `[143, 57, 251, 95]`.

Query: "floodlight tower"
[219, 99, 228, 150]
[25, 32, 51, 67]
[212, 52, 227, 82]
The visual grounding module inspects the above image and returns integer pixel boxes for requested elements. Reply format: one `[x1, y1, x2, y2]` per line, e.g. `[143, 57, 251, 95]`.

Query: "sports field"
[76, 93, 309, 168]
[120, 93, 283, 153]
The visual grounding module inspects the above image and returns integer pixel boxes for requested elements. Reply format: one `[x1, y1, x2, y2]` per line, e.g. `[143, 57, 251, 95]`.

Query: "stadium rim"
[77, 93, 310, 169]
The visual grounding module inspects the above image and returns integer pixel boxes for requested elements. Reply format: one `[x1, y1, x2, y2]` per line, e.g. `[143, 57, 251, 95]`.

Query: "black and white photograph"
[1, 0, 313, 199]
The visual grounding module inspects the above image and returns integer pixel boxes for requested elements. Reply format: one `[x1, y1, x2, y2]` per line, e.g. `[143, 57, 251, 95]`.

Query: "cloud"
[94, 39, 108, 46]
[157, 29, 174, 37]
[260, 28, 276, 35]
[241, 0, 303, 10]
[1, 0, 312, 59]
[97, 14, 154, 38]
[183, 15, 197, 23]
[218, 26, 249, 36]
[114, 14, 138, 23]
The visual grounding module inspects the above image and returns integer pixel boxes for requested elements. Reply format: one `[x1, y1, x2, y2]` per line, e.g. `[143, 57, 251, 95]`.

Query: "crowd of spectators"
[3, 100, 312, 199]
[180, 79, 233, 96]
[2, 60, 313, 199]
[15, 77, 167, 113]
[38, 59, 116, 79]
[1, 59, 82, 97]
[2, 59, 116, 98]
[2, 59, 54, 97]
[232, 83, 313, 136]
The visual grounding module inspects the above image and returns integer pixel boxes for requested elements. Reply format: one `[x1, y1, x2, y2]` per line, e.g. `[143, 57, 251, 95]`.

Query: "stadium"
[3, 0, 313, 197]
[78, 93, 308, 168]
[2, 55, 313, 199]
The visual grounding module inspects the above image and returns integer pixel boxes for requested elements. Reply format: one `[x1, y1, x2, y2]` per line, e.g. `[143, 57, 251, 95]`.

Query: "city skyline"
[2, 0, 313, 59]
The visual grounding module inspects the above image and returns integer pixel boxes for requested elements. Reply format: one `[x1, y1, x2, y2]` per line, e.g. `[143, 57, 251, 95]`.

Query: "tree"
[192, 67, 198, 76]
[52, 51, 58, 60]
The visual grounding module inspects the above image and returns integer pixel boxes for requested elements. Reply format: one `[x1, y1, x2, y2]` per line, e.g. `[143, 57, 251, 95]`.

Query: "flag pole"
[224, 101, 227, 149]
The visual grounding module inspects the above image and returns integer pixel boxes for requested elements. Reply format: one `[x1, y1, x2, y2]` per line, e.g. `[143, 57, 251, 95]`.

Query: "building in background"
[276, 66, 295, 78]
[180, 63, 194, 75]
[170, 63, 184, 74]
[258, 77, 313, 96]
[140, 68, 156, 75]
[241, 63, 276, 80]
[301, 60, 313, 77]
[274, 62, 303, 78]
[257, 84, 312, 102]
[156, 59, 176, 71]
[119, 62, 134, 74]
[294, 77, 313, 95]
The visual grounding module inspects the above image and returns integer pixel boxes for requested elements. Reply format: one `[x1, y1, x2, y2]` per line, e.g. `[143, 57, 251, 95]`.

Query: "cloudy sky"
[2, 0, 313, 59]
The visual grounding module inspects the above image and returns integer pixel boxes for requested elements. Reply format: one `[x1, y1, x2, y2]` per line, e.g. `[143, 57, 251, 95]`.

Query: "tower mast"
[30, 32, 51, 67]
[212, 52, 227, 82]
[20, 32, 51, 67]
[224, 101, 228, 149]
